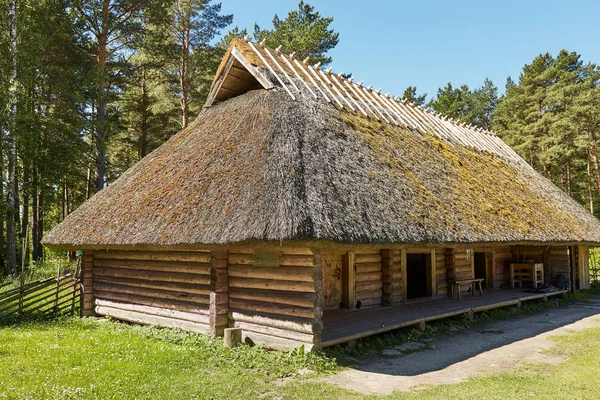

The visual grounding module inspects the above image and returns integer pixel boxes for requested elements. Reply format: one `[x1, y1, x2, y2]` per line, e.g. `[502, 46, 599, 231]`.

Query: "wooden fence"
[0, 274, 80, 319]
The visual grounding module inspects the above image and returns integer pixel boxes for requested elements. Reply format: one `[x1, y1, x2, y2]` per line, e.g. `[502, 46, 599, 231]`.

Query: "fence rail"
[0, 274, 80, 319]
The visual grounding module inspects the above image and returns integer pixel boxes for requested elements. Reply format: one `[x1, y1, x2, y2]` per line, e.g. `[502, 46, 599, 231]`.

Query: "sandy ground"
[320, 298, 600, 395]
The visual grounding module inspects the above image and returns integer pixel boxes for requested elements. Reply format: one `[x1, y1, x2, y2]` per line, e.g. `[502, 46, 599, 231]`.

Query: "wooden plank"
[231, 46, 273, 89]
[94, 282, 209, 305]
[228, 266, 316, 282]
[359, 297, 382, 307]
[355, 263, 382, 274]
[229, 288, 322, 308]
[93, 258, 211, 275]
[229, 299, 320, 319]
[94, 275, 211, 295]
[356, 271, 382, 282]
[229, 311, 321, 334]
[94, 298, 209, 322]
[94, 290, 209, 314]
[229, 277, 317, 293]
[95, 305, 210, 334]
[356, 280, 382, 292]
[233, 321, 317, 344]
[342, 251, 356, 310]
[241, 330, 316, 352]
[94, 267, 210, 285]
[356, 289, 382, 300]
[93, 251, 211, 263]
[355, 254, 382, 264]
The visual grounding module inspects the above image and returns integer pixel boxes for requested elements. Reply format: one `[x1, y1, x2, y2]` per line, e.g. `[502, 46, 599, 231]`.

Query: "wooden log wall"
[435, 251, 447, 297]
[354, 250, 383, 307]
[82, 253, 94, 316]
[92, 251, 212, 333]
[510, 245, 569, 285]
[494, 247, 512, 288]
[381, 249, 402, 305]
[577, 245, 590, 290]
[546, 246, 570, 284]
[210, 250, 229, 337]
[227, 249, 322, 351]
[445, 249, 474, 293]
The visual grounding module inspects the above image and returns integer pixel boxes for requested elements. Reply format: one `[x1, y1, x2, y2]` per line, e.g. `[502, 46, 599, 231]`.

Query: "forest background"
[1, 0, 599, 277]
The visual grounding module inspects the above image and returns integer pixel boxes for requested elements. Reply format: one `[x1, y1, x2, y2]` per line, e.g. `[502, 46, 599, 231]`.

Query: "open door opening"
[406, 253, 432, 299]
[473, 253, 491, 289]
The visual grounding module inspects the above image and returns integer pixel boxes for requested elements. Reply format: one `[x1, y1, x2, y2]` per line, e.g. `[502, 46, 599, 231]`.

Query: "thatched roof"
[43, 40, 600, 249]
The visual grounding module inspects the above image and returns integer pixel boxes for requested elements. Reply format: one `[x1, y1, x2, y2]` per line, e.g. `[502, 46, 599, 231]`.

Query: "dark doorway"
[407, 253, 431, 299]
[474, 252, 488, 288]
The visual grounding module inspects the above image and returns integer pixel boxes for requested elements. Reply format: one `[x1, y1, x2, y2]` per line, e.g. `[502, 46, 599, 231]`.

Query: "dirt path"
[320, 299, 600, 395]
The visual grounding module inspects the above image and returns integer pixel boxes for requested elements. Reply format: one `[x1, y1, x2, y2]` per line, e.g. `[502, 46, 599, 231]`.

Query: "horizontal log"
[229, 311, 322, 334]
[94, 290, 209, 314]
[94, 275, 211, 295]
[356, 281, 382, 292]
[356, 289, 382, 301]
[229, 288, 322, 308]
[354, 250, 382, 255]
[241, 330, 316, 352]
[94, 251, 211, 263]
[228, 254, 253, 265]
[93, 258, 211, 275]
[229, 299, 321, 319]
[358, 297, 382, 307]
[279, 254, 314, 267]
[95, 305, 210, 334]
[94, 298, 210, 323]
[356, 271, 382, 282]
[94, 267, 210, 285]
[355, 254, 382, 264]
[229, 277, 318, 293]
[228, 266, 316, 282]
[94, 282, 209, 305]
[355, 263, 382, 274]
[233, 321, 318, 344]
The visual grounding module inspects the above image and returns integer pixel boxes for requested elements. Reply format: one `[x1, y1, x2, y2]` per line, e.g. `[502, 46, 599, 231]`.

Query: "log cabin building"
[43, 39, 600, 351]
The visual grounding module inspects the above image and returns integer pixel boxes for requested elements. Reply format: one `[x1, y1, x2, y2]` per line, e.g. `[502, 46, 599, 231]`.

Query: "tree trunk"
[0, 145, 5, 273]
[32, 173, 39, 262]
[7, 0, 18, 277]
[179, 15, 190, 129]
[565, 160, 572, 196]
[95, 0, 110, 192]
[21, 164, 29, 268]
[589, 131, 600, 197]
[62, 180, 69, 221]
[140, 65, 149, 159]
[588, 150, 594, 213]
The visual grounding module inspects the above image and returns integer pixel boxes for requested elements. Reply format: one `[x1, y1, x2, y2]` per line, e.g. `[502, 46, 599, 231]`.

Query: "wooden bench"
[450, 278, 484, 300]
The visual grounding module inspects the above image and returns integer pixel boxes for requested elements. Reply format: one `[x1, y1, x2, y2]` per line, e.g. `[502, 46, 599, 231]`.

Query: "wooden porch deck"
[321, 288, 568, 347]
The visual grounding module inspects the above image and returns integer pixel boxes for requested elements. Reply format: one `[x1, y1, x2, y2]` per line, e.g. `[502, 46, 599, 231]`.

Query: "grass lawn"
[1, 309, 599, 399]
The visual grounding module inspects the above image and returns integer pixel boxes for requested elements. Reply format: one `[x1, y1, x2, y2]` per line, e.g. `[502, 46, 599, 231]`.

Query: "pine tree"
[401, 86, 427, 107]
[253, 1, 339, 65]
[72, 0, 164, 191]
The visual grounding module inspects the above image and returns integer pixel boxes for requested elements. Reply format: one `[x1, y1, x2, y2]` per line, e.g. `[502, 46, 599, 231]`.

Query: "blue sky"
[219, 0, 599, 101]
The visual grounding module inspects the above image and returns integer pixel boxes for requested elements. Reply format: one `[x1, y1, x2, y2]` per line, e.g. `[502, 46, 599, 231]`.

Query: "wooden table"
[510, 263, 544, 288]
[450, 278, 484, 300]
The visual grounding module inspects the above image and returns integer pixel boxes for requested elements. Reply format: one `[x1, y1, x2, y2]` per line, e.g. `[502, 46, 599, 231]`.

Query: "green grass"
[0, 317, 339, 400]
[1, 294, 599, 399]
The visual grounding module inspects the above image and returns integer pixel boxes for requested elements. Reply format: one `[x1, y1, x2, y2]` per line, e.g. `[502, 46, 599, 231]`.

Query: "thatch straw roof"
[43, 40, 600, 249]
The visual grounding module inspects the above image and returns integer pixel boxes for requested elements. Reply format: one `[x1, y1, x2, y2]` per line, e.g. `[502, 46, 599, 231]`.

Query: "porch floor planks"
[320, 288, 568, 347]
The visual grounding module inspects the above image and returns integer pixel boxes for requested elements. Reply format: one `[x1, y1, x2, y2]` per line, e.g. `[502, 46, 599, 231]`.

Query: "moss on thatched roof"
[43, 87, 600, 249]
